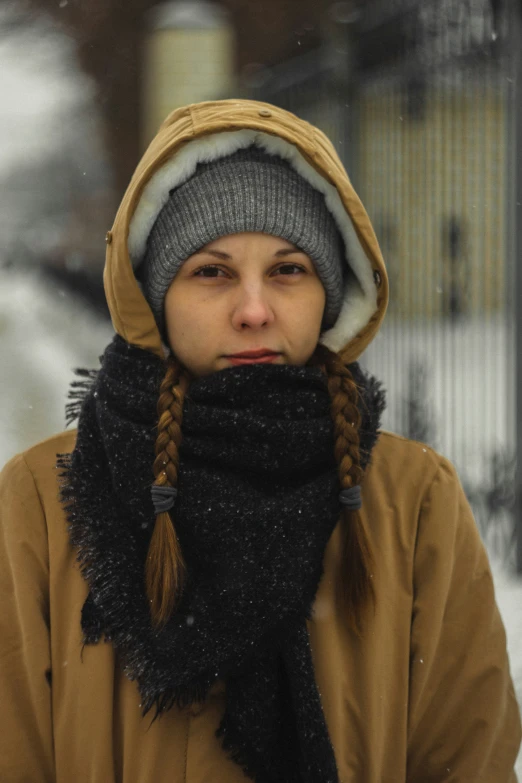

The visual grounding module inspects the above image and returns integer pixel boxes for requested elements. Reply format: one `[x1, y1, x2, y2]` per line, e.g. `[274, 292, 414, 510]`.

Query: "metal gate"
[248, 0, 520, 566]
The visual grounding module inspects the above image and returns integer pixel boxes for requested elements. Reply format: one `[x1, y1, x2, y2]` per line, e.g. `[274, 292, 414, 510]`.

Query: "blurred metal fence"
[248, 0, 521, 568]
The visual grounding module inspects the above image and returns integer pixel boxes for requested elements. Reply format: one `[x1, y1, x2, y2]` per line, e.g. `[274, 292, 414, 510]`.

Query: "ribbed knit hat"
[139, 146, 346, 337]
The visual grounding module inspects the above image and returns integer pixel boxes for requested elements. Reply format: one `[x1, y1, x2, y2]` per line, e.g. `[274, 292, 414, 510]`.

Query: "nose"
[230, 282, 275, 331]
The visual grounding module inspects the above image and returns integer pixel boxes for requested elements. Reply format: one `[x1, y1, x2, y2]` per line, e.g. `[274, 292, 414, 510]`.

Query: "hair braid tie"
[151, 485, 178, 514]
[339, 485, 362, 510]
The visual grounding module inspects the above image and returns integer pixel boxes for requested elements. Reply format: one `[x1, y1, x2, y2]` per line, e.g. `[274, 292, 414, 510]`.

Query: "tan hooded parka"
[1, 99, 520, 782]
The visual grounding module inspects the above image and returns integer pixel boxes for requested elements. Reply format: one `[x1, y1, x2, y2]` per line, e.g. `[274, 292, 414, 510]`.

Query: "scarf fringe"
[65, 368, 99, 427]
[145, 678, 216, 722]
[56, 451, 106, 644]
[350, 365, 387, 473]
[217, 722, 261, 782]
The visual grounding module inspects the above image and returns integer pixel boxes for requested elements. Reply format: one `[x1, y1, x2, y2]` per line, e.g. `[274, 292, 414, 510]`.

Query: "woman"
[0, 99, 520, 782]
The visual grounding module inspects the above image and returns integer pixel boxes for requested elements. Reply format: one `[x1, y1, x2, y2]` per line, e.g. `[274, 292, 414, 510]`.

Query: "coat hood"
[103, 99, 388, 364]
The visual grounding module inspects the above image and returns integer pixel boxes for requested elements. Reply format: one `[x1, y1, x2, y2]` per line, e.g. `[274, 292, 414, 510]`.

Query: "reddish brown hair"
[145, 357, 190, 627]
[145, 346, 374, 633]
[312, 344, 375, 634]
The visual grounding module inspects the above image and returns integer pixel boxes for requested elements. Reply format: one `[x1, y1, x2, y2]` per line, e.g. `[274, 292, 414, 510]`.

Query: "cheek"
[165, 299, 215, 358]
[296, 284, 326, 328]
[165, 294, 189, 349]
[287, 288, 325, 359]
[167, 310, 196, 345]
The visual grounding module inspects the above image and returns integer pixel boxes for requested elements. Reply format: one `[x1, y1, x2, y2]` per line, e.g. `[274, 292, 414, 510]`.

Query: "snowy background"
[0, 4, 521, 774]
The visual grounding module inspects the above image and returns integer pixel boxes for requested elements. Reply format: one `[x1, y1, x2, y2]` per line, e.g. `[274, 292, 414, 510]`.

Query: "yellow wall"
[357, 75, 507, 318]
[142, 26, 235, 147]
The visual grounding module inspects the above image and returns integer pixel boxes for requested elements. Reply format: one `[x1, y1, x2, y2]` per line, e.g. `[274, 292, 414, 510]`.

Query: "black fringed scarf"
[58, 335, 386, 783]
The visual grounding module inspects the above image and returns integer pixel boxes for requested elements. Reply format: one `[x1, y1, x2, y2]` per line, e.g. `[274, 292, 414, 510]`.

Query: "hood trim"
[127, 129, 378, 353]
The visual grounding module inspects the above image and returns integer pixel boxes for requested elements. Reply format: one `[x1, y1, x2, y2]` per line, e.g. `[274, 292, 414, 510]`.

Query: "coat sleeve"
[0, 453, 55, 782]
[406, 456, 521, 782]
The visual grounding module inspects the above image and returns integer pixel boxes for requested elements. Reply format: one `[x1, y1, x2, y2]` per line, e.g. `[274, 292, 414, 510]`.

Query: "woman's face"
[164, 232, 326, 378]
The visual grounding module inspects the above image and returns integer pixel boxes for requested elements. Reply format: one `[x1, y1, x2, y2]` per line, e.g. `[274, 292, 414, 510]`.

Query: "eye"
[192, 265, 227, 278]
[273, 263, 306, 276]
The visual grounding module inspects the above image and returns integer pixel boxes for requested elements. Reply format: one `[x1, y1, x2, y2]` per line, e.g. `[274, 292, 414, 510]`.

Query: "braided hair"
[145, 358, 190, 627]
[145, 347, 374, 633]
[312, 344, 375, 634]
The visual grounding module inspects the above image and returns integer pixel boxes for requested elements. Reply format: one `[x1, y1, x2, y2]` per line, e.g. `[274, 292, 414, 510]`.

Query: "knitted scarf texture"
[58, 335, 386, 783]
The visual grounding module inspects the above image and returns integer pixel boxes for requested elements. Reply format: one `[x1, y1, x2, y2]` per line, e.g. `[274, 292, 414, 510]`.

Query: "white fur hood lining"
[127, 129, 377, 353]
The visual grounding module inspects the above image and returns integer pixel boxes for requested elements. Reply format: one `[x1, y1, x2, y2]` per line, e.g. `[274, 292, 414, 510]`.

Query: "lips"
[226, 349, 280, 359]
[226, 349, 280, 366]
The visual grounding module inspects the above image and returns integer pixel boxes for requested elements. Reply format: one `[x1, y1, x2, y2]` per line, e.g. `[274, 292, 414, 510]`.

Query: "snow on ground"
[494, 562, 522, 703]
[0, 267, 113, 465]
[493, 562, 522, 777]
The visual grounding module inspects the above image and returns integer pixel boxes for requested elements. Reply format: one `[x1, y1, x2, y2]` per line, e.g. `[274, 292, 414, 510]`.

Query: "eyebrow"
[193, 248, 303, 260]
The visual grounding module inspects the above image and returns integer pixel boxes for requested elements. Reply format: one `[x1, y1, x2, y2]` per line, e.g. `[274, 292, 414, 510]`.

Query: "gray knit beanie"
[139, 146, 346, 337]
